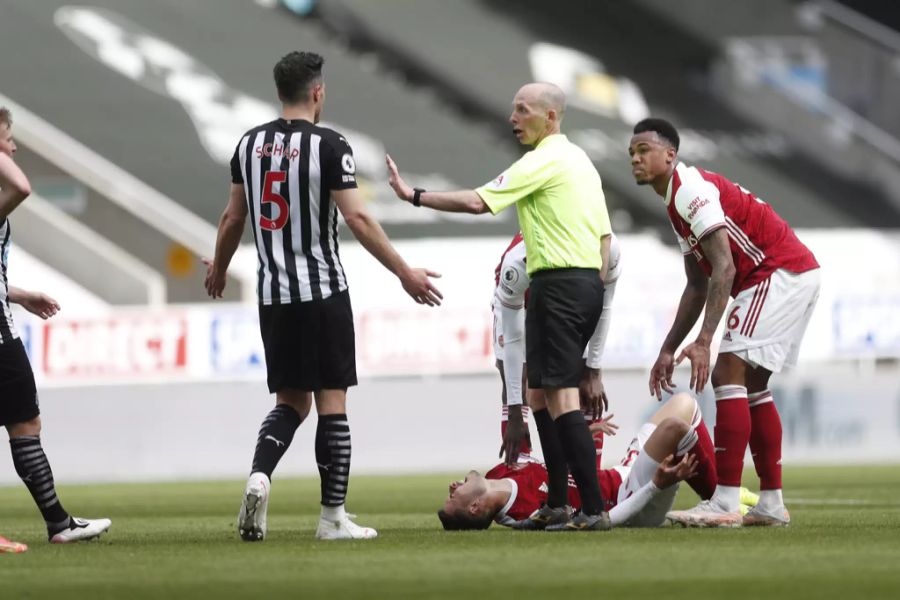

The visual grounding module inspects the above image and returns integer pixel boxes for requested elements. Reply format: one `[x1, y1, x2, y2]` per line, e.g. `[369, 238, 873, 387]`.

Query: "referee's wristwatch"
[412, 188, 426, 207]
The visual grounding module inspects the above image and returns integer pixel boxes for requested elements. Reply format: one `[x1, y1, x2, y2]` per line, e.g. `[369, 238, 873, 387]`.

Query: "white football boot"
[49, 517, 112, 543]
[666, 500, 742, 528]
[315, 512, 377, 540]
[742, 504, 791, 527]
[238, 472, 270, 542]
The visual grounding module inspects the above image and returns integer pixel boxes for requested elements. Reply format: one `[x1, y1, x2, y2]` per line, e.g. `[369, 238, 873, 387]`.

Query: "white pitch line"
[786, 498, 899, 506]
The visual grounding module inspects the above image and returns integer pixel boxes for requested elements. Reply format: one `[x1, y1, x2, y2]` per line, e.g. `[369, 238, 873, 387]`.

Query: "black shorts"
[0, 338, 41, 427]
[258, 290, 358, 393]
[526, 268, 604, 389]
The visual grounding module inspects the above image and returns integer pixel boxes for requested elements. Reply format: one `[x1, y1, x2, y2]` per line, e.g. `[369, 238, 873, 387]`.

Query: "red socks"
[749, 390, 782, 490]
[682, 416, 718, 500]
[713, 385, 751, 487]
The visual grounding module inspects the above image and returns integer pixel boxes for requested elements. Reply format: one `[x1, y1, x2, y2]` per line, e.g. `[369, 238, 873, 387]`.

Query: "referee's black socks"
[250, 404, 303, 478]
[533, 408, 569, 509]
[555, 410, 605, 516]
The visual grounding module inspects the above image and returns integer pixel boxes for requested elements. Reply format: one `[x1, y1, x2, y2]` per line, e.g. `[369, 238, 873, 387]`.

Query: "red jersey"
[486, 458, 622, 525]
[665, 162, 819, 296]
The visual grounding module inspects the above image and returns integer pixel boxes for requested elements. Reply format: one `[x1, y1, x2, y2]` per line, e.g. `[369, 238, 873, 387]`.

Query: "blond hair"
[0, 107, 11, 128]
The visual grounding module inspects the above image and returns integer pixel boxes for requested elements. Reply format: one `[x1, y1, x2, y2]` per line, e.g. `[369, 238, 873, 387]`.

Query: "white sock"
[320, 504, 346, 522]
[758, 489, 784, 511]
[712, 485, 741, 512]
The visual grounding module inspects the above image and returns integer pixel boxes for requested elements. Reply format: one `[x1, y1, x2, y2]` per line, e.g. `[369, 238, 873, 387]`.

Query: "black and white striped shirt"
[0, 218, 19, 343]
[231, 119, 357, 305]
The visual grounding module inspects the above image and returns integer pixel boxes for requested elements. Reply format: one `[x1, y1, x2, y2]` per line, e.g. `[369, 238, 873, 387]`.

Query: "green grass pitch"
[2, 466, 899, 599]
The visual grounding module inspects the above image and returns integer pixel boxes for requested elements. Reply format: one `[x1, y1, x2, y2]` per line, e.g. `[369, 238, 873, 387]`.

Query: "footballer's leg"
[743, 367, 790, 526]
[239, 390, 310, 542]
[314, 389, 376, 540]
[512, 389, 570, 530]
[652, 393, 717, 501]
[663, 361, 751, 529]
[7, 418, 111, 543]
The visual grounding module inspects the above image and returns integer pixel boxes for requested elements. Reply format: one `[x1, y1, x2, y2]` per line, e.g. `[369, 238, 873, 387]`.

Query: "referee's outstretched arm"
[385, 154, 489, 214]
[333, 187, 443, 307]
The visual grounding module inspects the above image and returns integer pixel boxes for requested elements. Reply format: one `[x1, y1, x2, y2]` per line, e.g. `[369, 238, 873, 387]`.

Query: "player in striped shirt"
[628, 118, 820, 527]
[0, 107, 111, 544]
[206, 52, 441, 542]
[438, 393, 728, 530]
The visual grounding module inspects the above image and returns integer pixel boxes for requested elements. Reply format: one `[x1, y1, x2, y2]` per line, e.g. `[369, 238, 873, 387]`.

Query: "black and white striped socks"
[315, 414, 351, 509]
[250, 404, 303, 478]
[10, 436, 70, 528]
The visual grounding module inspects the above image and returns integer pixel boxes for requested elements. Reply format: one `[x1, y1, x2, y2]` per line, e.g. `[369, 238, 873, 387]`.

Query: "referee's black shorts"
[0, 338, 41, 427]
[526, 268, 604, 390]
[258, 289, 358, 393]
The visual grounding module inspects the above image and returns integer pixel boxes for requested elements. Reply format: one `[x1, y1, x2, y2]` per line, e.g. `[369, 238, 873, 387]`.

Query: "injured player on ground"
[438, 393, 757, 530]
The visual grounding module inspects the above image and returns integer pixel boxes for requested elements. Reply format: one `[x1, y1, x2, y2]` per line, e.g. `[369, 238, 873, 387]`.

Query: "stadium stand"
[319, 0, 899, 228]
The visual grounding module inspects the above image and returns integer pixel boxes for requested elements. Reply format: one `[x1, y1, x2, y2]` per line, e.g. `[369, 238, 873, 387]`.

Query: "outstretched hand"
[649, 350, 676, 401]
[400, 268, 443, 306]
[675, 340, 711, 394]
[385, 154, 414, 202]
[589, 414, 619, 440]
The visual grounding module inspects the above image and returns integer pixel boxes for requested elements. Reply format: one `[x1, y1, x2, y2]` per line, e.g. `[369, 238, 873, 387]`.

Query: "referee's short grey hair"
[0, 107, 11, 127]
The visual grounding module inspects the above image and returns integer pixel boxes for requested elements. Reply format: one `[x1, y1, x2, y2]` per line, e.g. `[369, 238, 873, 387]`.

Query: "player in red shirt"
[491, 232, 621, 466]
[438, 393, 730, 530]
[628, 118, 820, 527]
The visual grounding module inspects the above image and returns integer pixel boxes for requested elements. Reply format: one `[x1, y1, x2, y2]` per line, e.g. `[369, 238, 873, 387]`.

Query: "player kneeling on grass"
[438, 393, 756, 530]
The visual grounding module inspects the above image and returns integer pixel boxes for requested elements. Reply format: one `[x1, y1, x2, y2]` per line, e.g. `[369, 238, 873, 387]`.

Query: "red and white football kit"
[489, 403, 716, 528]
[665, 162, 820, 373]
[665, 161, 820, 500]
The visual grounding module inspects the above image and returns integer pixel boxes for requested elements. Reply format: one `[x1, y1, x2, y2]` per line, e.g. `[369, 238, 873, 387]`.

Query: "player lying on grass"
[439, 392, 756, 530]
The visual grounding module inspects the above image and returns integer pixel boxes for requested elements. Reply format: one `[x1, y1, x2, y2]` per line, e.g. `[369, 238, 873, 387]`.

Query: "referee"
[205, 51, 442, 541]
[386, 82, 613, 531]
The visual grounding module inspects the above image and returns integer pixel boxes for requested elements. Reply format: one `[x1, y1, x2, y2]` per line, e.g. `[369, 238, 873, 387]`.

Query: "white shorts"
[719, 268, 821, 373]
[611, 423, 679, 528]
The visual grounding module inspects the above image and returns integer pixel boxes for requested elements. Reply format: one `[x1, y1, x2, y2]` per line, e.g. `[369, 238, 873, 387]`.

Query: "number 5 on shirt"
[260, 171, 288, 231]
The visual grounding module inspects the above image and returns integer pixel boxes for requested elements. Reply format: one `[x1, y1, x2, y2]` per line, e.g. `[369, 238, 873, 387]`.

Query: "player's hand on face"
[675, 340, 711, 394]
[400, 267, 443, 306]
[500, 404, 529, 466]
[202, 257, 226, 299]
[649, 350, 677, 401]
[589, 414, 618, 440]
[21, 291, 60, 320]
[385, 154, 414, 203]
[652, 453, 698, 489]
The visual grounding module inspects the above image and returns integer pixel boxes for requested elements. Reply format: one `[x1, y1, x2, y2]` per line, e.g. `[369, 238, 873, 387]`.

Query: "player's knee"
[7, 415, 41, 438]
[656, 416, 690, 441]
[666, 392, 696, 417]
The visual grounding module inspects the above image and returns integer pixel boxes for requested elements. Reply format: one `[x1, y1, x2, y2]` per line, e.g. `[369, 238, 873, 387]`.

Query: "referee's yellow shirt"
[476, 134, 612, 276]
